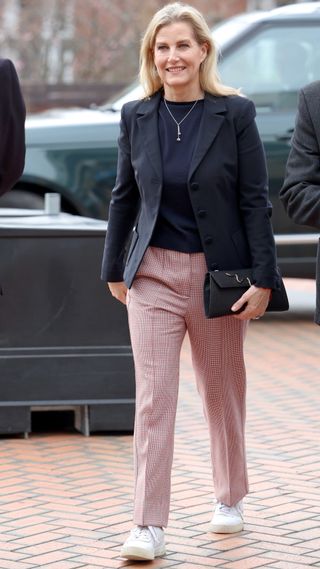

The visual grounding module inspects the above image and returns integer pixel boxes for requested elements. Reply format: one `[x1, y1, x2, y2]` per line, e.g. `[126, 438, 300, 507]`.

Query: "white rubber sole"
[209, 521, 244, 533]
[120, 544, 166, 560]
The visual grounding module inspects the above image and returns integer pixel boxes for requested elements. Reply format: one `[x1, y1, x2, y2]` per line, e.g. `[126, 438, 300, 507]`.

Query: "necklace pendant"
[163, 98, 198, 143]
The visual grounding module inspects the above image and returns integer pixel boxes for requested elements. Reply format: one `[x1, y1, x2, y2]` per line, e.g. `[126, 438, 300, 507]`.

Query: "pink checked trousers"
[127, 247, 249, 528]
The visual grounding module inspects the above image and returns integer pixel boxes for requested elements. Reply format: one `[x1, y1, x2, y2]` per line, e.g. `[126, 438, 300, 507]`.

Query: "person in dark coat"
[101, 2, 279, 561]
[0, 58, 26, 196]
[280, 81, 320, 324]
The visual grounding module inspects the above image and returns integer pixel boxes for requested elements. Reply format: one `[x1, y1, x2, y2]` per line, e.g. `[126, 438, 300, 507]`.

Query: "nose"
[167, 47, 179, 62]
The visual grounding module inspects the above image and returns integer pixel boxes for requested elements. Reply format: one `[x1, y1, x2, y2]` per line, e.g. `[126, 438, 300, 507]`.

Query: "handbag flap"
[209, 270, 253, 289]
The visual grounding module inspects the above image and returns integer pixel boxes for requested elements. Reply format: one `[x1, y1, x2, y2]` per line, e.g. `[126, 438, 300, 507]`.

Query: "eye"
[178, 43, 190, 48]
[156, 45, 168, 51]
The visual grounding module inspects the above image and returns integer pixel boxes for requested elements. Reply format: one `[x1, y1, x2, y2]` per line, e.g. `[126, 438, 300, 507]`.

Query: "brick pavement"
[0, 279, 319, 568]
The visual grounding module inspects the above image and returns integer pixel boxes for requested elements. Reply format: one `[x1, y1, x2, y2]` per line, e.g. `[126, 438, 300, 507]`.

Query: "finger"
[233, 308, 253, 320]
[231, 294, 248, 312]
[234, 293, 268, 316]
[118, 293, 127, 305]
[233, 302, 262, 320]
[114, 289, 127, 305]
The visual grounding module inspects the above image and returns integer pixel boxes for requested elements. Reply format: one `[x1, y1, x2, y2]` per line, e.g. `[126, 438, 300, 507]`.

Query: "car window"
[218, 24, 320, 111]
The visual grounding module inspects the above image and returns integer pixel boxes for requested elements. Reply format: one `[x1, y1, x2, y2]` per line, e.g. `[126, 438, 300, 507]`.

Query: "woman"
[101, 2, 280, 561]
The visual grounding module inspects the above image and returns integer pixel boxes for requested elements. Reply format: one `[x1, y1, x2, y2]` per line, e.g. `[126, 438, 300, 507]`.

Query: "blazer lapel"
[136, 91, 163, 184]
[135, 92, 226, 183]
[188, 94, 227, 181]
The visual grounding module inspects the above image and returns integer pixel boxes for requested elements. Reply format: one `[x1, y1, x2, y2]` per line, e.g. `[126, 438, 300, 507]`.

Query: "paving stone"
[0, 281, 319, 568]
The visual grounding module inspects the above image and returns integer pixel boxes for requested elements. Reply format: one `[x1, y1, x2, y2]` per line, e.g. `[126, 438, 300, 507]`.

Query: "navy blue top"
[150, 98, 204, 253]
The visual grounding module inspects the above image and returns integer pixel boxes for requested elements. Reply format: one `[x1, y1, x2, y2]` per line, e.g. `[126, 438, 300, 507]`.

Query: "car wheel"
[0, 189, 44, 210]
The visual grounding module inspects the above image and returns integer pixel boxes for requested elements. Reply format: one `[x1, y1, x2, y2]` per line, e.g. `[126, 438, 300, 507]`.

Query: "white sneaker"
[120, 525, 166, 560]
[209, 500, 244, 533]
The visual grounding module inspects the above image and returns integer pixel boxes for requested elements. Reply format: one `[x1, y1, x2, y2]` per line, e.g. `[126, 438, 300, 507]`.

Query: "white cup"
[44, 193, 61, 215]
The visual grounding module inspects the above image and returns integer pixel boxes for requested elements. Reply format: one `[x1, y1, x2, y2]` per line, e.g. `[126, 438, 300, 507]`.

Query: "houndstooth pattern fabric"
[127, 247, 249, 527]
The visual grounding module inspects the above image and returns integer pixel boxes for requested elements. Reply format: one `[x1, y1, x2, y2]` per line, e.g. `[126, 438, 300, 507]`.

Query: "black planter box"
[0, 210, 135, 436]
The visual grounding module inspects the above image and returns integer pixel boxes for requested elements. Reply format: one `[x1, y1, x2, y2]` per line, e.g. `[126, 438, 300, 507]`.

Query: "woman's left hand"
[231, 285, 271, 320]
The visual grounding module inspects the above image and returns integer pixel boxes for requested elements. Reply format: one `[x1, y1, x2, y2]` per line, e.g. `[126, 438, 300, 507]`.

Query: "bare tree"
[0, 0, 247, 87]
[72, 0, 247, 84]
[0, 0, 74, 83]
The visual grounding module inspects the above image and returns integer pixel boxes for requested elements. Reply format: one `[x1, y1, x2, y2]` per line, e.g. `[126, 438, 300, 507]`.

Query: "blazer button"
[190, 182, 199, 191]
[198, 210, 206, 218]
[204, 235, 213, 244]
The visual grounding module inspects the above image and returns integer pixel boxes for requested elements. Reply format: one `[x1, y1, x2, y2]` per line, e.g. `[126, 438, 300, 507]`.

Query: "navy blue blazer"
[101, 91, 280, 290]
[0, 58, 26, 196]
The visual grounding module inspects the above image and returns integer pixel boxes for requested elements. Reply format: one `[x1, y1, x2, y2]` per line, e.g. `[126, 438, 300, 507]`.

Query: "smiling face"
[153, 21, 207, 101]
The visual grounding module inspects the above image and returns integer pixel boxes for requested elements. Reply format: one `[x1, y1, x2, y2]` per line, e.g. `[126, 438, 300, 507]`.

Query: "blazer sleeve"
[0, 59, 26, 196]
[279, 88, 320, 229]
[235, 98, 280, 289]
[101, 103, 140, 282]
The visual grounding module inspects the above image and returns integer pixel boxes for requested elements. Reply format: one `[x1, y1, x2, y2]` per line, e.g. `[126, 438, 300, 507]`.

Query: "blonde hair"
[139, 2, 239, 98]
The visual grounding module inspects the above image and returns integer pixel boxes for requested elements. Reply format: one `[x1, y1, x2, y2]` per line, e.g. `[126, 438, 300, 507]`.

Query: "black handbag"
[204, 268, 289, 318]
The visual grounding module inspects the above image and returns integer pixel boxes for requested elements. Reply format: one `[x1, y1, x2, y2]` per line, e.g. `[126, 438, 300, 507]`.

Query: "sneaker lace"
[132, 526, 151, 542]
[216, 502, 242, 516]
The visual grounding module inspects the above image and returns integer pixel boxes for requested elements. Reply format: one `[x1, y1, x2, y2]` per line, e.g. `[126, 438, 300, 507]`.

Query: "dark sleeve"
[279, 89, 320, 229]
[100, 104, 140, 282]
[0, 59, 26, 196]
[236, 98, 280, 289]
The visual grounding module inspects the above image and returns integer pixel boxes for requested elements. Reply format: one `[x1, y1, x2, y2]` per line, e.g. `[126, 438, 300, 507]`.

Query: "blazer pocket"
[126, 228, 139, 265]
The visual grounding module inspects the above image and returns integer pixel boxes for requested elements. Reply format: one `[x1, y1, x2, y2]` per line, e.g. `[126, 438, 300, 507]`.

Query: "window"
[218, 25, 320, 111]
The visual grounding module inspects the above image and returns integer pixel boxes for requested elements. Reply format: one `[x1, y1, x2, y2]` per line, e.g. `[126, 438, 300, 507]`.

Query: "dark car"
[2, 1, 320, 277]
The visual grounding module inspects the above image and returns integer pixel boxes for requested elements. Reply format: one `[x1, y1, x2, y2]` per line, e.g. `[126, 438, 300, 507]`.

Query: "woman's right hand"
[107, 282, 128, 305]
